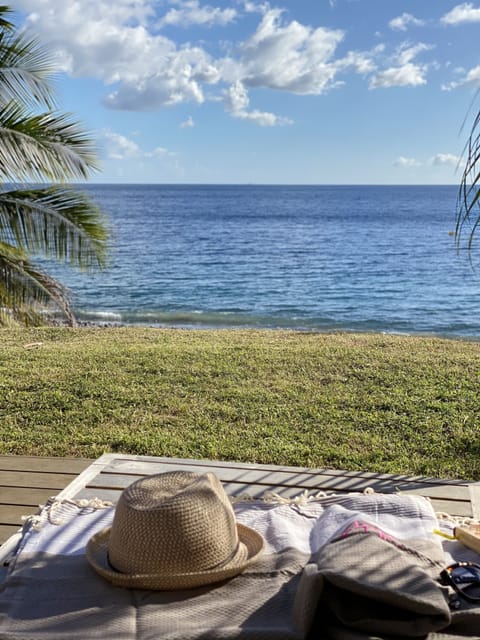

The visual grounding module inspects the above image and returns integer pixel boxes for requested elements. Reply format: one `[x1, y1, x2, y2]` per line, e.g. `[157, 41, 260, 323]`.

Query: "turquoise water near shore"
[50, 184, 480, 338]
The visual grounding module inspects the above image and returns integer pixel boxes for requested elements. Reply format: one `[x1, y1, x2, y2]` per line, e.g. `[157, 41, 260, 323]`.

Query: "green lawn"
[1, 327, 479, 480]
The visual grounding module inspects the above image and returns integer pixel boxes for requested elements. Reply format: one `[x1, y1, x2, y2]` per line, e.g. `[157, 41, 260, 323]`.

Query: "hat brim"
[86, 523, 264, 590]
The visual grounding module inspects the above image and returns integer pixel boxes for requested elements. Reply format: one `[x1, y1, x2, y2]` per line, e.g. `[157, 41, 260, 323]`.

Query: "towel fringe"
[21, 497, 114, 531]
[230, 486, 376, 505]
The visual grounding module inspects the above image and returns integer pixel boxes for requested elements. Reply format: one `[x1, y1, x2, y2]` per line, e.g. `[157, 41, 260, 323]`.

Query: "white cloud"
[180, 116, 195, 128]
[461, 64, 480, 84]
[370, 42, 433, 88]
[101, 129, 175, 160]
[17, 0, 355, 115]
[157, 1, 237, 29]
[230, 8, 346, 95]
[25, 0, 156, 32]
[371, 64, 426, 88]
[13, 1, 394, 117]
[224, 80, 249, 112]
[243, 1, 270, 14]
[431, 153, 461, 167]
[17, 0, 221, 111]
[397, 42, 433, 65]
[389, 13, 425, 32]
[441, 2, 480, 25]
[101, 130, 142, 160]
[336, 48, 379, 75]
[224, 81, 293, 126]
[102, 45, 219, 110]
[234, 109, 292, 126]
[394, 156, 422, 167]
[145, 147, 171, 158]
[442, 64, 480, 90]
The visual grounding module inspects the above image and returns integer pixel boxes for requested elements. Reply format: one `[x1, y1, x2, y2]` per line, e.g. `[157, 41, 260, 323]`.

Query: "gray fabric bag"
[312, 528, 452, 638]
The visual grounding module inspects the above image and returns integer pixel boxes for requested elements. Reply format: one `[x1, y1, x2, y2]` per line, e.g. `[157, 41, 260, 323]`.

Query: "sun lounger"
[1, 455, 480, 638]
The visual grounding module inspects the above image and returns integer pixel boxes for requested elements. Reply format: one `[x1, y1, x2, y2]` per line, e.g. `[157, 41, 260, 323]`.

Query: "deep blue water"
[49, 184, 480, 338]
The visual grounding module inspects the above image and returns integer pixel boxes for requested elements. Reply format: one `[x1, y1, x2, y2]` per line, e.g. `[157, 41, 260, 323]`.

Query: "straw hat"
[86, 470, 264, 590]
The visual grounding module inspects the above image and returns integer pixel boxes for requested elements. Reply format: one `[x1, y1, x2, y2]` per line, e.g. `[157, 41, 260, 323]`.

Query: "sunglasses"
[440, 562, 480, 603]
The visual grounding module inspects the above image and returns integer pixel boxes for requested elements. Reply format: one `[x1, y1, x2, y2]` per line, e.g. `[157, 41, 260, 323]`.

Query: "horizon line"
[79, 182, 460, 187]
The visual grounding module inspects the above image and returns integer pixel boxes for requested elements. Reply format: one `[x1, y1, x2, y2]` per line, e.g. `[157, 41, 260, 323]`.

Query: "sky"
[13, 0, 480, 184]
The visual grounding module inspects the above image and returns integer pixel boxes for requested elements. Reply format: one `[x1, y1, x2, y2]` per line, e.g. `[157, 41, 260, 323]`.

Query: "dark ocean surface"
[50, 184, 480, 338]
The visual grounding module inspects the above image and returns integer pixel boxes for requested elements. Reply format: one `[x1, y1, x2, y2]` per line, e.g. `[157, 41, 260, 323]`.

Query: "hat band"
[106, 541, 242, 576]
[208, 540, 241, 571]
[107, 551, 119, 573]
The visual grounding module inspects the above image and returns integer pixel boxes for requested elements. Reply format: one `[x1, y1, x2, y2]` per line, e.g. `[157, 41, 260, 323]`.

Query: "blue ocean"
[53, 184, 480, 338]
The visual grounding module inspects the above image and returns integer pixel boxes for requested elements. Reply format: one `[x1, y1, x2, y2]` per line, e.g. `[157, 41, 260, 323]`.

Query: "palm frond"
[0, 240, 75, 325]
[0, 102, 100, 182]
[0, 31, 56, 109]
[0, 186, 109, 268]
[0, 7, 14, 31]
[0, 8, 109, 326]
[457, 101, 480, 250]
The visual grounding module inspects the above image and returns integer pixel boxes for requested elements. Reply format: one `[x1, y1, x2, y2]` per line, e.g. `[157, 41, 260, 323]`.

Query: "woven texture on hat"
[107, 471, 242, 577]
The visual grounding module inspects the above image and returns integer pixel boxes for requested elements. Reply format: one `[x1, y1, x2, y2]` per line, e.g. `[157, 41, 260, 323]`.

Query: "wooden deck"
[0, 455, 93, 545]
[2, 453, 480, 548]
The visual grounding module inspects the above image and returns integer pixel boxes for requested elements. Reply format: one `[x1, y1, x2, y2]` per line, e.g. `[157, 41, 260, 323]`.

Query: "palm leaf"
[0, 5, 55, 108]
[0, 6, 109, 326]
[0, 240, 75, 325]
[0, 31, 55, 109]
[0, 102, 99, 182]
[0, 7, 14, 31]
[0, 186, 109, 268]
[457, 99, 480, 249]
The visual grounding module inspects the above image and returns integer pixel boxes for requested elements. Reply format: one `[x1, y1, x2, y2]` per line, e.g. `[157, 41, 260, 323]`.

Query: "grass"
[1, 327, 480, 480]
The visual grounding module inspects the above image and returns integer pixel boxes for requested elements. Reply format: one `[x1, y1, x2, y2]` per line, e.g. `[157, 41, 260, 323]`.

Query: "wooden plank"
[0, 524, 20, 543]
[0, 486, 57, 507]
[89, 467, 473, 501]
[103, 455, 469, 488]
[0, 505, 35, 526]
[101, 455, 476, 514]
[55, 453, 117, 502]
[76, 455, 476, 518]
[74, 485, 325, 503]
[75, 488, 120, 503]
[469, 484, 480, 519]
[124, 454, 469, 485]
[424, 500, 474, 518]
[89, 468, 381, 492]
[0, 457, 95, 548]
[0, 456, 92, 474]
[389, 484, 471, 501]
[0, 470, 74, 490]
[73, 485, 474, 518]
